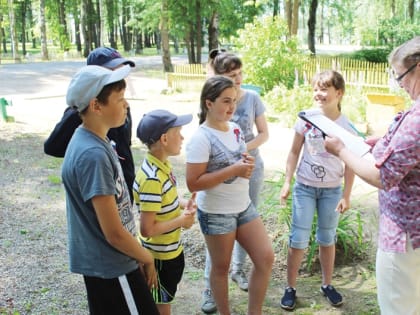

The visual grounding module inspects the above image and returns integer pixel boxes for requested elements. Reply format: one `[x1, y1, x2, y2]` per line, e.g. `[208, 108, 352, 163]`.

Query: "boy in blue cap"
[133, 109, 196, 315]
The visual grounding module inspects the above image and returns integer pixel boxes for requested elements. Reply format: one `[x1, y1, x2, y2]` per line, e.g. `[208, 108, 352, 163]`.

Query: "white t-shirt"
[186, 123, 251, 214]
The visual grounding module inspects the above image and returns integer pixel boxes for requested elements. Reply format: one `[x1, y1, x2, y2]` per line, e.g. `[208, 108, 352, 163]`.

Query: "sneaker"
[201, 288, 217, 314]
[230, 270, 249, 291]
[280, 287, 297, 310]
[320, 285, 343, 307]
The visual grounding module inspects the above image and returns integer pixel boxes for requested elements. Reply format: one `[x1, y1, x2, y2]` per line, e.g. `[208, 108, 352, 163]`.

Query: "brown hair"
[198, 76, 235, 124]
[209, 51, 242, 75]
[311, 70, 345, 111]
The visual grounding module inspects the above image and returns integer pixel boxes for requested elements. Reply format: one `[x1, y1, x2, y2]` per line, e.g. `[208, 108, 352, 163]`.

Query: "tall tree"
[285, 0, 299, 36]
[7, 0, 20, 62]
[161, 0, 172, 71]
[307, 0, 318, 54]
[208, 10, 218, 51]
[39, 0, 48, 60]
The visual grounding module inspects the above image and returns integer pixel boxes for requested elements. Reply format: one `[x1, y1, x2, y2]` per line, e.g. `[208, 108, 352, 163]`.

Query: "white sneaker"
[201, 288, 217, 314]
[230, 270, 249, 291]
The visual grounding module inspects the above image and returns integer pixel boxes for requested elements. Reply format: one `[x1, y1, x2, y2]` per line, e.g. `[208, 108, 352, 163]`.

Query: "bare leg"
[319, 244, 335, 285]
[286, 247, 305, 288]
[237, 218, 274, 315]
[205, 232, 236, 315]
[157, 303, 170, 315]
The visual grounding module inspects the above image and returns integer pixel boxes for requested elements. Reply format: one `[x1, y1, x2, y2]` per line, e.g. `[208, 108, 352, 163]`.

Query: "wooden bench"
[166, 64, 206, 90]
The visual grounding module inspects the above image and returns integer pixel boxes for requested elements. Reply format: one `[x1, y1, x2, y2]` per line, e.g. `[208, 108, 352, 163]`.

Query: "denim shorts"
[289, 182, 341, 249]
[197, 203, 259, 235]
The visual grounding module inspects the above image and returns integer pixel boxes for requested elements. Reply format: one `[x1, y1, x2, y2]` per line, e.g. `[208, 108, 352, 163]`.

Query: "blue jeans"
[289, 182, 341, 249]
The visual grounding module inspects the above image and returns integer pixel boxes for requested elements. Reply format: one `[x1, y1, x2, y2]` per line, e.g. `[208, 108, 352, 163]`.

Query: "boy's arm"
[92, 195, 155, 265]
[140, 207, 195, 238]
[44, 107, 81, 157]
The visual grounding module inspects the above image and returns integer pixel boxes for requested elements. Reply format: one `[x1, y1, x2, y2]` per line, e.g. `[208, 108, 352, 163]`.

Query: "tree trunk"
[0, 14, 3, 61]
[39, 0, 48, 60]
[291, 0, 299, 35]
[285, 0, 292, 36]
[8, 0, 21, 62]
[20, 0, 28, 56]
[208, 11, 218, 51]
[273, 0, 279, 18]
[195, 0, 202, 64]
[106, 0, 116, 48]
[408, 0, 414, 21]
[81, 0, 91, 57]
[161, 0, 173, 72]
[307, 0, 318, 55]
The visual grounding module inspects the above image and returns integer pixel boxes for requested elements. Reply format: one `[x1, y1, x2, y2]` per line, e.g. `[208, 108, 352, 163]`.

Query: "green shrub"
[234, 16, 304, 92]
[346, 48, 391, 63]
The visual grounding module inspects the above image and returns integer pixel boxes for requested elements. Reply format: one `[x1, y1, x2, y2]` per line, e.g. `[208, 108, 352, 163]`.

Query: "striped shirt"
[133, 153, 183, 260]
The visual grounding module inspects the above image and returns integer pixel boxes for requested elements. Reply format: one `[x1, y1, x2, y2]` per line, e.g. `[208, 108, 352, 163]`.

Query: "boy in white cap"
[133, 109, 196, 315]
[44, 47, 136, 203]
[61, 65, 159, 315]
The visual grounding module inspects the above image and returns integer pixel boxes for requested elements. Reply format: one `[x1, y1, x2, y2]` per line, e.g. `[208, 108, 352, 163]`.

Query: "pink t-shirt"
[372, 99, 420, 253]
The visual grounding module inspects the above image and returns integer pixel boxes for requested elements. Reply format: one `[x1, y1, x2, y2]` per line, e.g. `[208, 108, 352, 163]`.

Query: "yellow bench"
[166, 64, 206, 90]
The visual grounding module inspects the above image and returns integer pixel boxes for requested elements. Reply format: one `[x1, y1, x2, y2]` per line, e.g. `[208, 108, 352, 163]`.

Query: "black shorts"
[83, 267, 159, 315]
[153, 252, 185, 304]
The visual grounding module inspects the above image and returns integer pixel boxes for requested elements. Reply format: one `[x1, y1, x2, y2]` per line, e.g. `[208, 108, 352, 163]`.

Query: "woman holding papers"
[325, 36, 420, 315]
[279, 70, 356, 310]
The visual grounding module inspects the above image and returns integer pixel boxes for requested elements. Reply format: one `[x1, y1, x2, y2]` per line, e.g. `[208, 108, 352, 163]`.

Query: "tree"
[161, 0, 172, 72]
[7, 0, 20, 62]
[39, 0, 48, 60]
[285, 0, 299, 36]
[307, 0, 318, 54]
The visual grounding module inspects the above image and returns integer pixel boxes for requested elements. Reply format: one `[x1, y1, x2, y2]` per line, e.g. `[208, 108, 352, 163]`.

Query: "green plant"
[234, 16, 304, 92]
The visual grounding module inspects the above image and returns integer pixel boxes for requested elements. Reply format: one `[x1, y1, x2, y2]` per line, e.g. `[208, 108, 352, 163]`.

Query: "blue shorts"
[289, 182, 341, 249]
[197, 203, 259, 235]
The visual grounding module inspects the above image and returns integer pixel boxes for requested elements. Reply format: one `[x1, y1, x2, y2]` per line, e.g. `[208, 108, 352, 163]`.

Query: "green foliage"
[264, 83, 369, 128]
[263, 84, 312, 127]
[346, 48, 391, 63]
[234, 16, 304, 91]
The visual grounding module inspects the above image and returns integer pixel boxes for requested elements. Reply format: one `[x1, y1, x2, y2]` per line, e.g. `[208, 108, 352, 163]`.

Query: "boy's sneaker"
[280, 287, 297, 310]
[320, 285, 343, 307]
[201, 288, 217, 314]
[230, 270, 249, 291]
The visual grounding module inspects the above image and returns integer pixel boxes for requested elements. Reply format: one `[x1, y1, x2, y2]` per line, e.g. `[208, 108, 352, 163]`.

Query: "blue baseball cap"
[87, 47, 135, 69]
[137, 110, 193, 145]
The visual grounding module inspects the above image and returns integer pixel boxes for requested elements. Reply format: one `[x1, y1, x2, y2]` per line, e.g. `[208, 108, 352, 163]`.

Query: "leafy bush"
[233, 16, 304, 92]
[346, 48, 391, 63]
[264, 83, 369, 129]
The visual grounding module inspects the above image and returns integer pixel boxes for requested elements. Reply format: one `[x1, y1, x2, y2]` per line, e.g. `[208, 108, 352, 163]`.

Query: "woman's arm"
[324, 136, 383, 189]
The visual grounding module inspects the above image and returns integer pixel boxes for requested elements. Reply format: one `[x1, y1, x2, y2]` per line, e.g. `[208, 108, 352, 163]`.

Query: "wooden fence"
[166, 57, 391, 90]
[299, 57, 390, 88]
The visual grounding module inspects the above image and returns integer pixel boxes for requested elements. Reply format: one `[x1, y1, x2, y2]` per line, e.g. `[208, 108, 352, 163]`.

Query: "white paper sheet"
[298, 109, 372, 157]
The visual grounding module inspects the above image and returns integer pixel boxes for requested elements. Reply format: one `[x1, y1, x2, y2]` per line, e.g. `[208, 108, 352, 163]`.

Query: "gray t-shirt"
[231, 89, 266, 156]
[62, 127, 137, 278]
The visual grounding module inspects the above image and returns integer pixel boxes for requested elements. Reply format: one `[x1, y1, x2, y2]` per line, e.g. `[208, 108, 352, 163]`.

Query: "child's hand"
[279, 183, 291, 207]
[336, 198, 350, 214]
[235, 153, 255, 179]
[184, 192, 197, 215]
[141, 262, 158, 290]
[365, 136, 380, 148]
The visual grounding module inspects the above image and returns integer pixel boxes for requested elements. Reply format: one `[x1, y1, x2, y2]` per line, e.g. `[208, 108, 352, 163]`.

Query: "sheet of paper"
[298, 109, 371, 157]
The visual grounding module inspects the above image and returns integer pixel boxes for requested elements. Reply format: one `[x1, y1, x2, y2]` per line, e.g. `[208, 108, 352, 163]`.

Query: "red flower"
[233, 128, 240, 143]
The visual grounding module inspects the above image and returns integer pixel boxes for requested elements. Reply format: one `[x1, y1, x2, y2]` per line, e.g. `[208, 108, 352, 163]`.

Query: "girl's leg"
[316, 186, 341, 286]
[205, 232, 236, 315]
[232, 156, 264, 276]
[237, 217, 274, 315]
